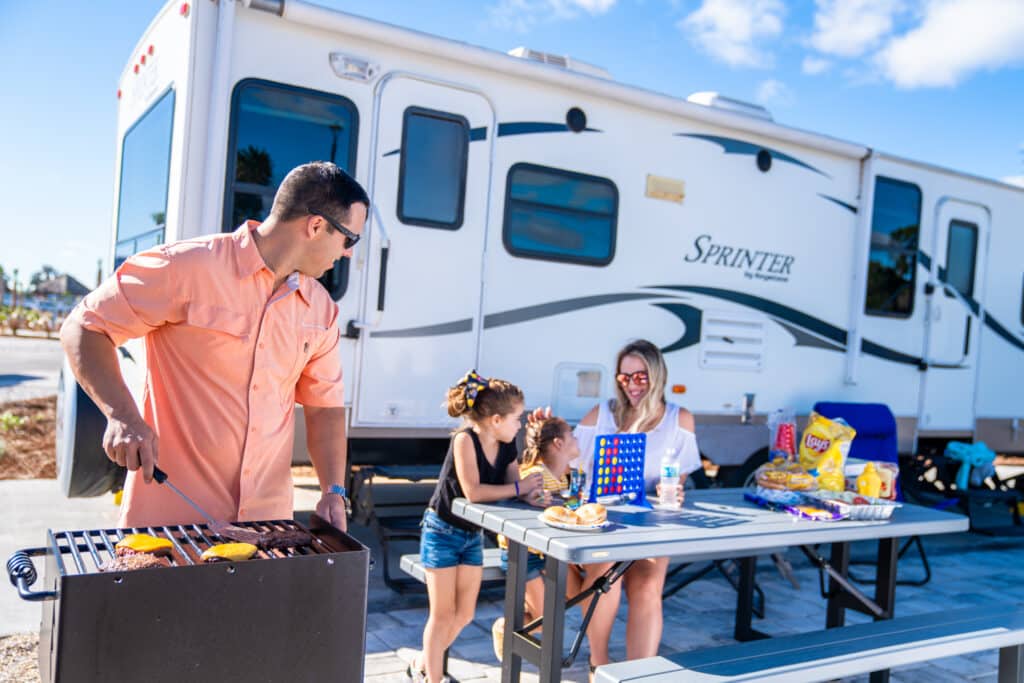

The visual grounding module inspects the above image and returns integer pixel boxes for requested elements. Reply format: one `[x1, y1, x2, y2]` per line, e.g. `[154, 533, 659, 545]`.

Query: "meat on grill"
[256, 529, 314, 550]
[101, 553, 170, 572]
[217, 527, 314, 550]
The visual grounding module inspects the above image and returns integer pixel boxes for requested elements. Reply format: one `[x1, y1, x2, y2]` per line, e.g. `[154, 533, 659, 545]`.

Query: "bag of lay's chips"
[799, 412, 856, 492]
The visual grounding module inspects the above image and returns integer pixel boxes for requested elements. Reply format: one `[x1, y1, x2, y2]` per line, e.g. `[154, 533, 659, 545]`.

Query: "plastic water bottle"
[660, 448, 681, 509]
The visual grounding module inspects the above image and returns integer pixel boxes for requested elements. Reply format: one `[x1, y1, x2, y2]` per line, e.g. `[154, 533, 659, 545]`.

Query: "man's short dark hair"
[270, 162, 370, 222]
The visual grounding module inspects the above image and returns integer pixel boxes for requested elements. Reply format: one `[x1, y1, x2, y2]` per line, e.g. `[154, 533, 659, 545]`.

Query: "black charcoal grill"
[6, 514, 369, 682]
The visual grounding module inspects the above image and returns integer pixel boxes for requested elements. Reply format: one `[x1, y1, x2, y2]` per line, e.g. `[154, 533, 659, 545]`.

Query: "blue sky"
[1, 0, 1022, 289]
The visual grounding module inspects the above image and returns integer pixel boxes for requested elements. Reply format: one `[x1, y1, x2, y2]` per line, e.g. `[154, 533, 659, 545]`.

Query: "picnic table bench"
[594, 603, 1024, 682]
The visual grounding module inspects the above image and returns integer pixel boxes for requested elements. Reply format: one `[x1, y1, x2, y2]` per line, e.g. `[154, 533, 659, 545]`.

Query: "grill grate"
[49, 519, 330, 576]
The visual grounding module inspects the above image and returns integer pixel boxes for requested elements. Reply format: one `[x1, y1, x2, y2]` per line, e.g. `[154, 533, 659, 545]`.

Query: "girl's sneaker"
[491, 616, 505, 661]
[405, 660, 427, 683]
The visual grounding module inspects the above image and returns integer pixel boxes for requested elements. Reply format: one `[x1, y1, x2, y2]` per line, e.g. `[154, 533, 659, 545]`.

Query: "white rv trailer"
[57, 0, 1024, 496]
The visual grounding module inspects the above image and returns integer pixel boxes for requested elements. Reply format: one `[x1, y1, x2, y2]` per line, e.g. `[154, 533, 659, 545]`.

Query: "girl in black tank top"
[410, 372, 543, 683]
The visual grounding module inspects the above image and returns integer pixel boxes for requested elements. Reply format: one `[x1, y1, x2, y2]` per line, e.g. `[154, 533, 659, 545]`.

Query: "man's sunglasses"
[308, 208, 360, 249]
[615, 371, 650, 387]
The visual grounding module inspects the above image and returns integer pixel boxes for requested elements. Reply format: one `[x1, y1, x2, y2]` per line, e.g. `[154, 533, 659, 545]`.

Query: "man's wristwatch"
[326, 484, 352, 515]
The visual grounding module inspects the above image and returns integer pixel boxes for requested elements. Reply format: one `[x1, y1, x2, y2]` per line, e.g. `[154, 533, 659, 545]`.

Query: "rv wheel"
[728, 447, 771, 488]
[56, 357, 123, 497]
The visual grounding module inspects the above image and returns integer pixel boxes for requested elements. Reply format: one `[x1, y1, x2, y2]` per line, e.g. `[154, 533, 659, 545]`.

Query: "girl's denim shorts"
[420, 508, 484, 569]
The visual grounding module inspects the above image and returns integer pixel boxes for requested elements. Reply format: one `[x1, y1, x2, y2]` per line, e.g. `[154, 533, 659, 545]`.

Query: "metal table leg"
[826, 541, 851, 628]
[869, 537, 898, 683]
[501, 540, 529, 683]
[734, 557, 769, 641]
[540, 554, 569, 683]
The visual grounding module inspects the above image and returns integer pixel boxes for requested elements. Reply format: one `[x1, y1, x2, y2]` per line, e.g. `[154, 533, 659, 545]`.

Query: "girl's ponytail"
[523, 416, 570, 468]
[446, 370, 524, 421]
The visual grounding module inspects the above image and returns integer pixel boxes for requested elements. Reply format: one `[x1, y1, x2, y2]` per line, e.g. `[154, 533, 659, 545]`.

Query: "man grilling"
[61, 162, 368, 532]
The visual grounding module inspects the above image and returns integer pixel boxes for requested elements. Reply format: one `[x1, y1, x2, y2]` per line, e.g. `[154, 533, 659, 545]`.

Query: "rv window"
[397, 108, 469, 229]
[503, 163, 618, 266]
[114, 89, 175, 270]
[865, 176, 922, 317]
[945, 220, 978, 298]
[224, 79, 359, 300]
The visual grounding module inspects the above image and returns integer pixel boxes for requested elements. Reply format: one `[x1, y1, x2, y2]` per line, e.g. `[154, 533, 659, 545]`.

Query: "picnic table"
[452, 488, 968, 683]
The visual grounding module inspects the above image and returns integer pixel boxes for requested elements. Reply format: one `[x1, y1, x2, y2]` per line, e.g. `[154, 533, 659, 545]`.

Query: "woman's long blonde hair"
[612, 339, 668, 433]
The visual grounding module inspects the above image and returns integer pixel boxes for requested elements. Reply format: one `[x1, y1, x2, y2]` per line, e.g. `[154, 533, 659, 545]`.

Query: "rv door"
[353, 75, 493, 427]
[919, 198, 989, 431]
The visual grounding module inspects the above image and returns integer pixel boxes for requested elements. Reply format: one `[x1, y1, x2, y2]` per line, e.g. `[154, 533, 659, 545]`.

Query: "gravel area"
[0, 633, 39, 683]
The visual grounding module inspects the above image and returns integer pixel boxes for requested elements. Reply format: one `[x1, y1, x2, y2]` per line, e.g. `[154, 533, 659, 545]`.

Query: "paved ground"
[0, 336, 62, 403]
[2, 476, 1021, 682]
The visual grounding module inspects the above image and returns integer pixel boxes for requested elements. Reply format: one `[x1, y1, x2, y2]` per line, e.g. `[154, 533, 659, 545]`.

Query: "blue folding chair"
[812, 401, 931, 586]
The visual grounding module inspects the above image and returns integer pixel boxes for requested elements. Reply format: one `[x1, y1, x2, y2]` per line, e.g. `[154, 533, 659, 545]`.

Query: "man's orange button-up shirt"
[69, 222, 345, 527]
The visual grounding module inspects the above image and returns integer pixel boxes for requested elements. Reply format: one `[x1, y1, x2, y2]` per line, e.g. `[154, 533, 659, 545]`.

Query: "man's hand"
[103, 414, 158, 483]
[316, 493, 348, 532]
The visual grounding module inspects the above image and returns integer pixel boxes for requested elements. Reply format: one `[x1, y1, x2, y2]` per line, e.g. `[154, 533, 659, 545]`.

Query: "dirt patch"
[0, 633, 40, 683]
[0, 396, 56, 480]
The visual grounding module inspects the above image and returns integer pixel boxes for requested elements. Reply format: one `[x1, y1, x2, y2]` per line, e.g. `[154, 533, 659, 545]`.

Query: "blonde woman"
[573, 339, 700, 675]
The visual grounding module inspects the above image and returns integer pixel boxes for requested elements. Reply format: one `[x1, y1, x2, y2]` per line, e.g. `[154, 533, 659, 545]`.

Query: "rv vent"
[686, 91, 772, 121]
[507, 47, 612, 80]
[699, 310, 766, 371]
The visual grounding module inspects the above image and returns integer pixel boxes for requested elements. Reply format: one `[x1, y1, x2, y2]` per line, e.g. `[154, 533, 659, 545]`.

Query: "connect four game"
[588, 433, 648, 507]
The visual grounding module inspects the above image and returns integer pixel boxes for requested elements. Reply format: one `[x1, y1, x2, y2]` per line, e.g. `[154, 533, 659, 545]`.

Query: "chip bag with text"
[799, 412, 856, 492]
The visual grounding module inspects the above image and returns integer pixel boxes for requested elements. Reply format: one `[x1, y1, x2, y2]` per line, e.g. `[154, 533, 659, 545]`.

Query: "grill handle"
[6, 549, 56, 602]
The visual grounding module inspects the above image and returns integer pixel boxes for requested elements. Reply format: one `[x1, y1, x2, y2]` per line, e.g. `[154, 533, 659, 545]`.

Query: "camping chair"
[812, 401, 931, 587]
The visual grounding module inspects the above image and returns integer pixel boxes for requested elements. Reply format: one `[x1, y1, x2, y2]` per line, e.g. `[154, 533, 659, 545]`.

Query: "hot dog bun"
[576, 503, 607, 525]
[543, 506, 580, 525]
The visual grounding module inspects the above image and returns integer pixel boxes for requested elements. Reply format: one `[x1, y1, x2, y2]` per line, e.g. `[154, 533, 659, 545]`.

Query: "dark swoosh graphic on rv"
[675, 133, 830, 178]
[819, 194, 857, 213]
[917, 250, 1022, 350]
[369, 319, 473, 338]
[484, 293, 660, 329]
[497, 122, 602, 137]
[382, 126, 488, 157]
[652, 303, 703, 353]
[650, 285, 924, 366]
[367, 293, 661, 338]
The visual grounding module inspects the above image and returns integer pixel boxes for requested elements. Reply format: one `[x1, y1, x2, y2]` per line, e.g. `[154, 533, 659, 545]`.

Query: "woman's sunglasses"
[615, 371, 650, 387]
[308, 208, 360, 249]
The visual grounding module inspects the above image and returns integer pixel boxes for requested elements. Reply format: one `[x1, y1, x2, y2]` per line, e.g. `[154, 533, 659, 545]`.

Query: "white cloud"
[802, 56, 833, 74]
[755, 78, 793, 106]
[489, 0, 617, 32]
[876, 0, 1024, 87]
[679, 0, 785, 68]
[1004, 176, 1024, 188]
[810, 0, 904, 58]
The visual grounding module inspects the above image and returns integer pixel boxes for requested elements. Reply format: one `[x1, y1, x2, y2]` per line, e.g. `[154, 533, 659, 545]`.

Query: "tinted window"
[865, 177, 921, 317]
[945, 220, 978, 298]
[114, 89, 175, 270]
[397, 108, 468, 229]
[503, 163, 617, 266]
[225, 79, 359, 300]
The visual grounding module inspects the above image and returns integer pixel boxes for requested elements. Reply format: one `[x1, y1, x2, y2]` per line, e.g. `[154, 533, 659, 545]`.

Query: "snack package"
[799, 412, 856, 492]
[768, 409, 798, 461]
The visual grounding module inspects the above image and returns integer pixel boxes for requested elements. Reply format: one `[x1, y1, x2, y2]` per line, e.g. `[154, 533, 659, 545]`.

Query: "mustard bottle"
[857, 462, 882, 498]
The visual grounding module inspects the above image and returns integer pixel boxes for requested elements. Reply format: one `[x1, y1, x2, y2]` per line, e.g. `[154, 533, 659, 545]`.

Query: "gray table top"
[452, 488, 968, 564]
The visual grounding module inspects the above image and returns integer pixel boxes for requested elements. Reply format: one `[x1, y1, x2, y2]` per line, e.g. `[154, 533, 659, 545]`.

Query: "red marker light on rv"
[148, 45, 154, 56]
[133, 64, 140, 74]
[117, 89, 122, 99]
[180, 3, 190, 17]
[140, 55, 147, 65]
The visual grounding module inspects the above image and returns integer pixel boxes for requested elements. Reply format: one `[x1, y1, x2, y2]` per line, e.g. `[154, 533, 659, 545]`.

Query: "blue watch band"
[327, 484, 347, 497]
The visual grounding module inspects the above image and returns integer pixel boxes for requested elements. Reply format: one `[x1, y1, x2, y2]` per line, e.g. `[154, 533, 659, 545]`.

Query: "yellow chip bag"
[799, 412, 856, 492]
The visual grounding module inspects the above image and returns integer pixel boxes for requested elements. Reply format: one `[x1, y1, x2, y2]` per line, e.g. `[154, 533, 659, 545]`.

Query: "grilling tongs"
[152, 466, 262, 545]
